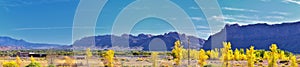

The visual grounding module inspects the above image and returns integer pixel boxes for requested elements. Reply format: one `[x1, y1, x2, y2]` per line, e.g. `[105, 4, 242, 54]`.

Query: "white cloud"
[264, 16, 285, 19]
[222, 7, 259, 12]
[224, 21, 252, 25]
[224, 18, 300, 26]
[224, 14, 288, 22]
[209, 15, 234, 21]
[234, 15, 251, 19]
[15, 27, 105, 31]
[15, 27, 68, 30]
[283, 0, 300, 5]
[224, 20, 283, 26]
[220, 14, 292, 25]
[225, 15, 252, 19]
[190, 17, 203, 21]
[197, 30, 213, 36]
[196, 25, 209, 29]
[271, 11, 289, 16]
[210, 15, 225, 21]
[189, 6, 199, 9]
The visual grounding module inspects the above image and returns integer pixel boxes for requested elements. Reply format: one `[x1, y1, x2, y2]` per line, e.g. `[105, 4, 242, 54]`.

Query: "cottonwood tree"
[263, 51, 269, 60]
[151, 52, 158, 67]
[172, 40, 183, 65]
[221, 42, 233, 67]
[209, 48, 219, 60]
[268, 44, 279, 67]
[16, 55, 22, 66]
[2, 61, 19, 67]
[30, 56, 35, 62]
[26, 56, 42, 67]
[246, 46, 255, 67]
[103, 50, 114, 67]
[86, 48, 93, 66]
[290, 55, 298, 67]
[234, 48, 241, 61]
[198, 49, 208, 67]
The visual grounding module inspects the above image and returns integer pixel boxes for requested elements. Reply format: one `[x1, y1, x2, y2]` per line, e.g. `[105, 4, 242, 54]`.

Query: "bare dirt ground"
[0, 57, 296, 67]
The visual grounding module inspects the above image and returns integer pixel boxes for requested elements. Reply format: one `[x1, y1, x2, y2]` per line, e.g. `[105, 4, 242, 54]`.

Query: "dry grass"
[0, 56, 297, 67]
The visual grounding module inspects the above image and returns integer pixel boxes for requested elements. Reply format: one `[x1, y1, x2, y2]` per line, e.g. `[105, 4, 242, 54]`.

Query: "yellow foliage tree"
[290, 55, 298, 67]
[221, 42, 232, 67]
[239, 49, 247, 60]
[263, 51, 269, 60]
[246, 46, 255, 67]
[15, 55, 21, 66]
[210, 48, 219, 60]
[191, 49, 199, 60]
[206, 50, 211, 59]
[103, 50, 114, 67]
[234, 48, 241, 61]
[86, 48, 93, 66]
[151, 52, 158, 67]
[181, 49, 188, 59]
[172, 40, 183, 65]
[86, 48, 93, 58]
[229, 50, 234, 60]
[27, 56, 42, 67]
[182, 49, 199, 60]
[30, 56, 35, 62]
[241, 54, 247, 60]
[278, 50, 288, 60]
[198, 49, 208, 67]
[268, 44, 279, 67]
[2, 61, 19, 67]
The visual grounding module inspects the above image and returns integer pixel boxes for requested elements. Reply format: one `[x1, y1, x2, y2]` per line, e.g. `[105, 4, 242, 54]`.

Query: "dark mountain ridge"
[203, 21, 300, 53]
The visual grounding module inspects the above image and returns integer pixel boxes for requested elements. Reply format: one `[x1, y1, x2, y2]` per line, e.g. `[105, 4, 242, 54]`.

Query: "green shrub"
[48, 64, 55, 67]
[26, 62, 42, 67]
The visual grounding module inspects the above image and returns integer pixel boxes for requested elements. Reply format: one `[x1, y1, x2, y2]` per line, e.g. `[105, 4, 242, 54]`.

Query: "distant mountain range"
[0, 37, 68, 50]
[0, 32, 205, 51]
[204, 21, 300, 53]
[1, 21, 300, 53]
[73, 32, 205, 51]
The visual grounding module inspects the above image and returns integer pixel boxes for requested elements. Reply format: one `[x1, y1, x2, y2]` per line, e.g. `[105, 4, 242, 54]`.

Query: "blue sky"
[0, 0, 300, 45]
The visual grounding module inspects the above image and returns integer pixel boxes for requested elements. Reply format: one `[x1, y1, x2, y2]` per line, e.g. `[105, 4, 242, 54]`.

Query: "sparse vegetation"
[0, 41, 299, 67]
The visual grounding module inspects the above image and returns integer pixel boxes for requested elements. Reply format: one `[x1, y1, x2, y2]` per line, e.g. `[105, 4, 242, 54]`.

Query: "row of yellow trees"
[171, 40, 298, 67]
[2, 56, 42, 67]
[1, 48, 115, 67]
[221, 42, 298, 67]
